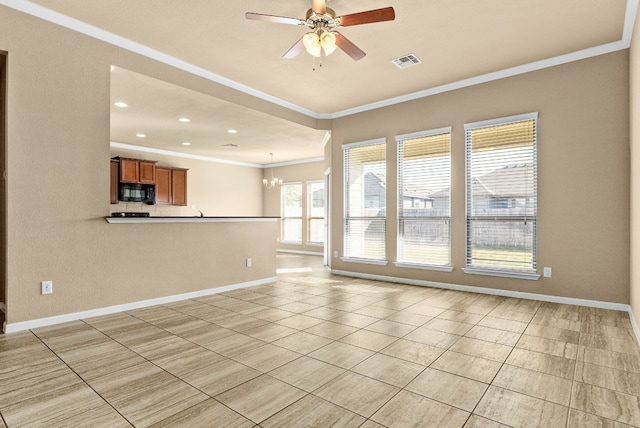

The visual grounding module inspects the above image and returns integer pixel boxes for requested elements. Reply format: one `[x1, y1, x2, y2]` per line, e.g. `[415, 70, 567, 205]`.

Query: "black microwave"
[119, 183, 155, 205]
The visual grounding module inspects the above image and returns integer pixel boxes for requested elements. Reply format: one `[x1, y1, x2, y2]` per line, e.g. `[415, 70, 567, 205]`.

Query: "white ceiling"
[11, 0, 634, 165]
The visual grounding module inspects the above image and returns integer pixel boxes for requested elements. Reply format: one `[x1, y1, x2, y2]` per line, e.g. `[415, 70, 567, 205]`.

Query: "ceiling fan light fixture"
[303, 32, 322, 57]
[320, 30, 337, 56]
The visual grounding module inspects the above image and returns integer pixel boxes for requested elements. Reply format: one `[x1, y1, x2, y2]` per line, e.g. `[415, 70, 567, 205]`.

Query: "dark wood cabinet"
[171, 168, 188, 206]
[110, 160, 119, 204]
[155, 166, 188, 206]
[119, 158, 139, 183]
[118, 157, 156, 184]
[111, 157, 186, 206]
[155, 167, 172, 205]
[139, 161, 156, 184]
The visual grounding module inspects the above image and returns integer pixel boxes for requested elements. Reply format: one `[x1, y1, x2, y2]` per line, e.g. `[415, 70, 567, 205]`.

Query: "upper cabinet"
[111, 157, 187, 206]
[171, 168, 188, 206]
[155, 166, 188, 206]
[139, 161, 156, 184]
[110, 160, 119, 204]
[118, 157, 156, 184]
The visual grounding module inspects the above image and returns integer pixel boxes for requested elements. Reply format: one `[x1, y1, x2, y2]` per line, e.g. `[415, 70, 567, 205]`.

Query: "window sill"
[305, 242, 325, 247]
[341, 257, 388, 266]
[463, 267, 540, 281]
[394, 262, 454, 272]
[279, 241, 302, 246]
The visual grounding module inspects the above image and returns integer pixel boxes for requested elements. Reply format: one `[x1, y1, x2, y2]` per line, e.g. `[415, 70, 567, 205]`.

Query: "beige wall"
[331, 51, 630, 304]
[631, 6, 640, 324]
[0, 3, 634, 327]
[263, 161, 326, 254]
[0, 8, 276, 326]
[110, 148, 264, 217]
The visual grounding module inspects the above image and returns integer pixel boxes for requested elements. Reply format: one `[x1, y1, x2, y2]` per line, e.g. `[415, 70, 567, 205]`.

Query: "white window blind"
[465, 113, 537, 276]
[397, 128, 451, 267]
[344, 140, 386, 260]
[308, 181, 325, 244]
[281, 182, 302, 243]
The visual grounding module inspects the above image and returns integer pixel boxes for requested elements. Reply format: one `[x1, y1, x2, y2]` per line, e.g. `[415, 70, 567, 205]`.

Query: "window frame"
[306, 180, 325, 246]
[395, 127, 453, 272]
[280, 181, 303, 245]
[342, 138, 388, 265]
[463, 112, 540, 280]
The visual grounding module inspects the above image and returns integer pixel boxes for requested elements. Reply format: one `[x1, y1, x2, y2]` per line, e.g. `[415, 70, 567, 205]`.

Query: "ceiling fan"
[246, 0, 395, 61]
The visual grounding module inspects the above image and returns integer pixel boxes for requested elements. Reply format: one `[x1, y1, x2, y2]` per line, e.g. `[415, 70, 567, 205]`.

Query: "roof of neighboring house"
[476, 164, 534, 197]
[430, 164, 534, 198]
[365, 172, 433, 200]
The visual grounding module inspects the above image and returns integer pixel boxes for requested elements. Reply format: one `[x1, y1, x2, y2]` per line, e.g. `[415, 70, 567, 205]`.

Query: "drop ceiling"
[9, 0, 634, 164]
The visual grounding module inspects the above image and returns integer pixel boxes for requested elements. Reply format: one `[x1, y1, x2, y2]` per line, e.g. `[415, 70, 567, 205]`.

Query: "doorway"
[323, 168, 331, 269]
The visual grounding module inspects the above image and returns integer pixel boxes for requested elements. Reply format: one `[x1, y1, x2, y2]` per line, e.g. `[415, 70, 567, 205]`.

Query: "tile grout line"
[29, 325, 136, 427]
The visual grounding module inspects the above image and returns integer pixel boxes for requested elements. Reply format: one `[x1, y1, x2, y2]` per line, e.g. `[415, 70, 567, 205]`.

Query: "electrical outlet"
[333, 250, 338, 258]
[41, 280, 53, 295]
[246, 258, 252, 268]
[543, 267, 552, 278]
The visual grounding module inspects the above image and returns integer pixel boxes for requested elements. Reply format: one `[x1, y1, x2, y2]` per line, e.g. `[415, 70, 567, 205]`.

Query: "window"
[343, 139, 387, 263]
[397, 128, 452, 270]
[281, 182, 302, 243]
[307, 181, 325, 245]
[464, 113, 538, 279]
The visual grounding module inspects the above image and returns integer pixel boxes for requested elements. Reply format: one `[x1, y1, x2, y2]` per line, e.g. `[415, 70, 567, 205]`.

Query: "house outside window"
[308, 181, 325, 245]
[396, 127, 452, 270]
[463, 113, 539, 280]
[281, 182, 302, 243]
[343, 139, 387, 262]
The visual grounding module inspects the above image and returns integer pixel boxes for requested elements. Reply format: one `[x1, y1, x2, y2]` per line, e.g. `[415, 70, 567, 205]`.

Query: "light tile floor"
[1, 254, 640, 427]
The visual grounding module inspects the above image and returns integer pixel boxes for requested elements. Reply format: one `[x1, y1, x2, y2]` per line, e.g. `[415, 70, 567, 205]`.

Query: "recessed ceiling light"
[114, 101, 128, 108]
[178, 117, 190, 123]
[227, 129, 238, 134]
[181, 141, 191, 146]
[136, 133, 146, 138]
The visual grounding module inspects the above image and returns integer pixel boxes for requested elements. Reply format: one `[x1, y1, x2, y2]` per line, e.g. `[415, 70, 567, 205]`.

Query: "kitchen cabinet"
[139, 161, 156, 184]
[171, 168, 188, 206]
[118, 158, 156, 184]
[110, 160, 118, 204]
[155, 167, 188, 206]
[155, 167, 171, 205]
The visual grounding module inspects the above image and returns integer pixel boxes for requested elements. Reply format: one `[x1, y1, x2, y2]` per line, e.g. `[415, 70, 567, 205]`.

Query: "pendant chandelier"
[263, 153, 283, 189]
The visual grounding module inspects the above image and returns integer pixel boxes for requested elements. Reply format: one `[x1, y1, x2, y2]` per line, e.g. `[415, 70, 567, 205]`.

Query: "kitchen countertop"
[105, 216, 279, 224]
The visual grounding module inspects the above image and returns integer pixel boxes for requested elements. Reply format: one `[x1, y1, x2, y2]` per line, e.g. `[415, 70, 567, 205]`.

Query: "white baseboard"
[277, 249, 323, 256]
[3, 276, 276, 334]
[331, 269, 640, 345]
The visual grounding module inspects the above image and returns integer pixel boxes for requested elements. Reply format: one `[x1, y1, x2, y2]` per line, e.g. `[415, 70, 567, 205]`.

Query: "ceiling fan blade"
[283, 37, 305, 59]
[245, 12, 305, 26]
[334, 32, 366, 61]
[337, 7, 395, 26]
[312, 0, 326, 15]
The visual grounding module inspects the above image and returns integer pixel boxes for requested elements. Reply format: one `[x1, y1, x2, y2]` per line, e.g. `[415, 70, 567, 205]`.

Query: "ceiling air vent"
[392, 54, 422, 69]
[222, 143, 239, 149]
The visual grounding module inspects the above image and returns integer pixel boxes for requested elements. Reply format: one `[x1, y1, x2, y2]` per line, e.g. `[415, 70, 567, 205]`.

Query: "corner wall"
[331, 51, 630, 304]
[0, 7, 276, 326]
[630, 5, 640, 330]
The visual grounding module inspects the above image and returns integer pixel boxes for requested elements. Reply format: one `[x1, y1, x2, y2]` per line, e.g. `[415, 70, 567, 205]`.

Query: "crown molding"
[111, 141, 324, 168]
[0, 0, 323, 119]
[263, 157, 325, 168]
[110, 142, 262, 168]
[2, 0, 637, 120]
